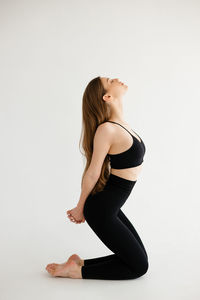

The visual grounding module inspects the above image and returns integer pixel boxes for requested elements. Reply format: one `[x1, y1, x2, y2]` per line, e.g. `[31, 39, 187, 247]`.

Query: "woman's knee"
[128, 259, 149, 279]
[136, 259, 149, 277]
[141, 259, 149, 274]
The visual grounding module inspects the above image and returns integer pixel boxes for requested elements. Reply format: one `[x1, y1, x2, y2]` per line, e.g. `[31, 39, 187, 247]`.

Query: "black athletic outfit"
[81, 121, 148, 280]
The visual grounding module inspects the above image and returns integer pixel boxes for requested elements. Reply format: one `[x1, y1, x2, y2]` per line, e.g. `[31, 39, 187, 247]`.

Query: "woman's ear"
[103, 94, 111, 103]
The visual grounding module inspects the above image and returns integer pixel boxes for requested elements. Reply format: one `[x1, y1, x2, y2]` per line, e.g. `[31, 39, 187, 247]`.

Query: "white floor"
[1, 219, 199, 300]
[1, 256, 199, 300]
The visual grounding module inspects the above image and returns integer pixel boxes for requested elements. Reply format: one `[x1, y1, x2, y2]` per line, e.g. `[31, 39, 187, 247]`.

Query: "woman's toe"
[47, 263, 58, 268]
[47, 263, 54, 268]
[51, 265, 57, 271]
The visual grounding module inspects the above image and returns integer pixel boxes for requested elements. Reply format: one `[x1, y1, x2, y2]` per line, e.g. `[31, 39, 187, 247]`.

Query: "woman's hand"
[66, 206, 85, 224]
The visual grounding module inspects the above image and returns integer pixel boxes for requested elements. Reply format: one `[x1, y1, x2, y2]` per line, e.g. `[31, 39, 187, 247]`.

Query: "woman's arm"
[67, 171, 98, 224]
[76, 123, 113, 210]
[76, 171, 99, 210]
[67, 123, 113, 223]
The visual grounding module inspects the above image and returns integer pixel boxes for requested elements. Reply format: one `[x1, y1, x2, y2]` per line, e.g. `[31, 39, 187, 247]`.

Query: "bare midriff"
[110, 163, 143, 181]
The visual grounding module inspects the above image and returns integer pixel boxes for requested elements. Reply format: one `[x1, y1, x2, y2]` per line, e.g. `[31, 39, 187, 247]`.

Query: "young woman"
[46, 76, 149, 280]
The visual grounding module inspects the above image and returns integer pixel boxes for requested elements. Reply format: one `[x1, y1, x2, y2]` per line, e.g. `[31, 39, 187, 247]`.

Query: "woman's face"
[100, 77, 128, 101]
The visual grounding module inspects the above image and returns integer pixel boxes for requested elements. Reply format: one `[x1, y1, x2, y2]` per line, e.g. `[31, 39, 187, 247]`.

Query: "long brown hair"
[79, 76, 111, 196]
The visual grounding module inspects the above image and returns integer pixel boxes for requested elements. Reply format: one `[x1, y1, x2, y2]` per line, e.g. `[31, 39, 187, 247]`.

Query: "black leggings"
[81, 173, 149, 280]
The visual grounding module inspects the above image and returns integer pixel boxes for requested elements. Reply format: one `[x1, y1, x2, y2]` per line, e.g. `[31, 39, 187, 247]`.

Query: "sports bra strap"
[107, 121, 133, 137]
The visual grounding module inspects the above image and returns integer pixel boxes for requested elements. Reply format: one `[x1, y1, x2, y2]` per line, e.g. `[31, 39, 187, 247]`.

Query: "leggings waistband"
[105, 173, 137, 192]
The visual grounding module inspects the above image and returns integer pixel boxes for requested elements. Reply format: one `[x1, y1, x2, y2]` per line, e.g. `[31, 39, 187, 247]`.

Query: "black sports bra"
[106, 121, 146, 169]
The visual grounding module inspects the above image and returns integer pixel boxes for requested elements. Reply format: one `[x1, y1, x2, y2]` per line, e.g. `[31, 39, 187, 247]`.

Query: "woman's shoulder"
[97, 121, 116, 133]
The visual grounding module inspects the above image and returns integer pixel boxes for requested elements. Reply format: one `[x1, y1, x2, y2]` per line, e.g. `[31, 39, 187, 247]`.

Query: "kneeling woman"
[46, 76, 149, 280]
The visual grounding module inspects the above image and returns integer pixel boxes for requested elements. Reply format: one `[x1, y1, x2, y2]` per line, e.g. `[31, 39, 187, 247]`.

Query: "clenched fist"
[66, 206, 85, 224]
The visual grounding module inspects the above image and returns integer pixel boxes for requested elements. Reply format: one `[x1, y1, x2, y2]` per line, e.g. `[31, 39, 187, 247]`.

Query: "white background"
[0, 0, 200, 299]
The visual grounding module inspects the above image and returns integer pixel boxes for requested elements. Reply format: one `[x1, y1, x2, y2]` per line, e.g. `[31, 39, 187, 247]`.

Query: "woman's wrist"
[76, 203, 84, 211]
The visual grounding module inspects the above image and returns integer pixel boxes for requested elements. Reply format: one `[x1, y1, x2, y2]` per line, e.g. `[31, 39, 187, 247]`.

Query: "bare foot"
[46, 253, 84, 271]
[46, 260, 82, 278]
